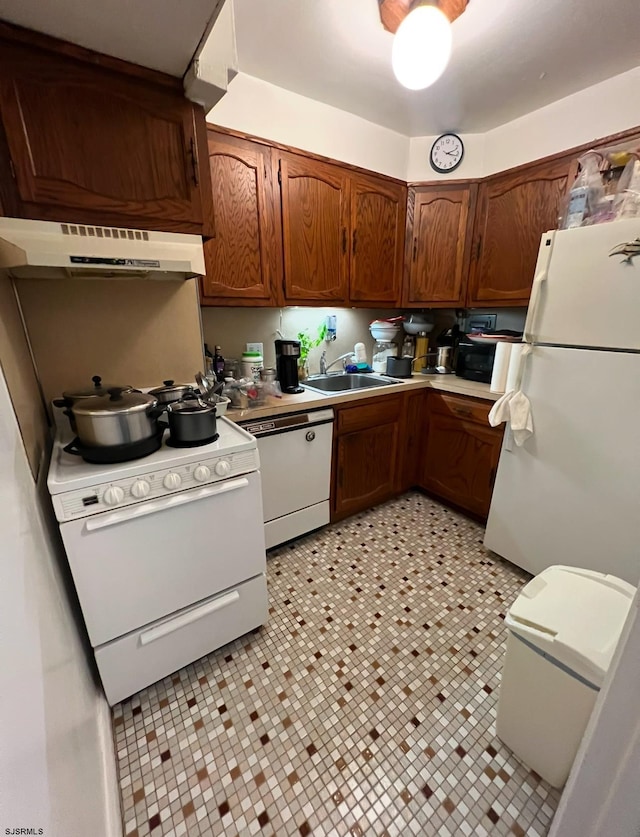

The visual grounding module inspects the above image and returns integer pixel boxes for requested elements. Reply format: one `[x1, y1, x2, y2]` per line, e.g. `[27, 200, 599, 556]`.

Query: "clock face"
[430, 133, 464, 173]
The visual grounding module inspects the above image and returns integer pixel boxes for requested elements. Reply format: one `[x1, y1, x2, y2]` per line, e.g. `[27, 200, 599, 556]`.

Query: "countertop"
[225, 374, 499, 423]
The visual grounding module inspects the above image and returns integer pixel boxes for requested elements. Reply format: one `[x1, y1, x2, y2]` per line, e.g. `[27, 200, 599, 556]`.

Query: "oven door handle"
[84, 477, 250, 532]
[139, 590, 241, 646]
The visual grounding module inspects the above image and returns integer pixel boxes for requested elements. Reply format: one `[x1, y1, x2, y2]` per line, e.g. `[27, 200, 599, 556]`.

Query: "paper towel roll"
[506, 343, 525, 392]
[490, 342, 512, 393]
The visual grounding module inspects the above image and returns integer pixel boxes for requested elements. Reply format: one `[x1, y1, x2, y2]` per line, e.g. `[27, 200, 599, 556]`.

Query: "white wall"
[0, 368, 120, 837]
[208, 72, 409, 179]
[408, 67, 640, 181]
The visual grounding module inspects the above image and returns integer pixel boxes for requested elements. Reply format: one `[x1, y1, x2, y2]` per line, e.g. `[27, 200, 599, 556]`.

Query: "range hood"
[0, 218, 205, 280]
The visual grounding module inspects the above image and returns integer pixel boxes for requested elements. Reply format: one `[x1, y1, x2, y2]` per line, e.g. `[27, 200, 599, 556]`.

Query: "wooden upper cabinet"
[201, 132, 276, 305]
[349, 174, 406, 305]
[0, 34, 212, 234]
[279, 152, 350, 303]
[404, 183, 476, 307]
[467, 158, 573, 306]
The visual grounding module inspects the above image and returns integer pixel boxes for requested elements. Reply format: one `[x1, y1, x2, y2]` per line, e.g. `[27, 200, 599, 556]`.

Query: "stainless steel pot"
[166, 398, 217, 444]
[53, 375, 134, 431]
[149, 380, 195, 406]
[71, 388, 161, 447]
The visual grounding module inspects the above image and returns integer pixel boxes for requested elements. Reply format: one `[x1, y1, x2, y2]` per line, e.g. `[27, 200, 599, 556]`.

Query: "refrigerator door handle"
[523, 269, 548, 343]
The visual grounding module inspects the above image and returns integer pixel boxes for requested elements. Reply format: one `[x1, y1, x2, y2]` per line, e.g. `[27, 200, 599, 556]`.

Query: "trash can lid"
[505, 565, 636, 688]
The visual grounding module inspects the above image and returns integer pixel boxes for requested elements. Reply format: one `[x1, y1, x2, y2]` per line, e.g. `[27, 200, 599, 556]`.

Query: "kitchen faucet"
[319, 350, 353, 375]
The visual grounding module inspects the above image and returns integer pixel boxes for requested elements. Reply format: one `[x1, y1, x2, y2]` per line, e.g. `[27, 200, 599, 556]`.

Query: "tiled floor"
[113, 492, 561, 837]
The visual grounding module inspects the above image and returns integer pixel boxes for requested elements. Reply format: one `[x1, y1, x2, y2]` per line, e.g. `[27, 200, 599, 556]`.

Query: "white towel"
[488, 390, 515, 427]
[509, 390, 534, 446]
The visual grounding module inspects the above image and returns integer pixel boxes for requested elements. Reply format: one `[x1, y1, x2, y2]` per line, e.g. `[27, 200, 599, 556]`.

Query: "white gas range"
[48, 415, 268, 705]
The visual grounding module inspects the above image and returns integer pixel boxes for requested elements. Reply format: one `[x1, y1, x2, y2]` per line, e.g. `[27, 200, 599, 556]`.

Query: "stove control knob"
[131, 479, 151, 499]
[103, 485, 125, 506]
[214, 459, 231, 477]
[163, 472, 182, 490]
[193, 465, 211, 482]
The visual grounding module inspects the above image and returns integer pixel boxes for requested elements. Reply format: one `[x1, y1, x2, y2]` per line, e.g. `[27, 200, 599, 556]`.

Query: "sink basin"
[302, 374, 399, 393]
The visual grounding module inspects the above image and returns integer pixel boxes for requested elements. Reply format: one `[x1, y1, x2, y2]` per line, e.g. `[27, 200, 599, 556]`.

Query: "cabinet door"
[279, 152, 350, 303]
[398, 390, 427, 492]
[405, 184, 476, 307]
[467, 158, 573, 306]
[201, 133, 276, 305]
[0, 39, 206, 232]
[349, 174, 406, 305]
[334, 422, 399, 520]
[420, 395, 502, 518]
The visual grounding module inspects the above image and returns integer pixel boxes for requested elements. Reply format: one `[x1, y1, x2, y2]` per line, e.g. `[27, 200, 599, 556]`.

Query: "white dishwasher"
[240, 409, 334, 549]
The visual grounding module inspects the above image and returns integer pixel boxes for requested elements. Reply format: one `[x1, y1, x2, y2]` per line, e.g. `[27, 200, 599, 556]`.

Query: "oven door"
[60, 471, 266, 646]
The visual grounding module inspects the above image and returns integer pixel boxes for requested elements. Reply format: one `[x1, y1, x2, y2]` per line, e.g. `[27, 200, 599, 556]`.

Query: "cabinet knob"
[305, 430, 316, 442]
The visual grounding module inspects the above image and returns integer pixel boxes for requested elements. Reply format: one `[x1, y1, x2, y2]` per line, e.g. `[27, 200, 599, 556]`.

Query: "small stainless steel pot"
[149, 380, 195, 406]
[166, 398, 217, 444]
[71, 389, 161, 447]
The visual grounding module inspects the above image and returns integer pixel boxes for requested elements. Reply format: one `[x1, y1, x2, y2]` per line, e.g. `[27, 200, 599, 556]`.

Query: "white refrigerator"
[484, 220, 640, 584]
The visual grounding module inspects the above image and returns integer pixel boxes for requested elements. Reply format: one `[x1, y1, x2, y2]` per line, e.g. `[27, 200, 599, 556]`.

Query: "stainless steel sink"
[302, 374, 399, 393]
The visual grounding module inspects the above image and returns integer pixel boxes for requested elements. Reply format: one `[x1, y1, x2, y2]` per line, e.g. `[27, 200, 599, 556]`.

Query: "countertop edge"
[225, 375, 499, 424]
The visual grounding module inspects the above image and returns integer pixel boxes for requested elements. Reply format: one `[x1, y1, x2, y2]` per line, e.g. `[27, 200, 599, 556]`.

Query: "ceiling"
[1, 0, 638, 137]
[233, 0, 640, 136]
[0, 0, 221, 76]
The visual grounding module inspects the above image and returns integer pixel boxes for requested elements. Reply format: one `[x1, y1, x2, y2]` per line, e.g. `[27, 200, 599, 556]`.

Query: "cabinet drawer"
[95, 574, 268, 705]
[337, 395, 402, 434]
[429, 392, 494, 426]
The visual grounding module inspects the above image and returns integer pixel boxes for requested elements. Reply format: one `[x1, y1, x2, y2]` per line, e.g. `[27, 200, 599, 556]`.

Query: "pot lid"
[149, 380, 194, 397]
[72, 388, 157, 416]
[62, 375, 132, 400]
[167, 398, 215, 415]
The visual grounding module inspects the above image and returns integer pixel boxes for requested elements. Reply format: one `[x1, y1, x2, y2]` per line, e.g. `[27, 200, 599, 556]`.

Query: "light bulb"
[392, 4, 452, 91]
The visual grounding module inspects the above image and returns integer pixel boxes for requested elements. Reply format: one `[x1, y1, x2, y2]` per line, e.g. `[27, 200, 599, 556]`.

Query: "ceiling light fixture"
[378, 0, 468, 91]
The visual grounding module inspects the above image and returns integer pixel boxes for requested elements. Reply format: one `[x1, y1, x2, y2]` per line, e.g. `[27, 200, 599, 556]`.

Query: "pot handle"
[63, 439, 83, 457]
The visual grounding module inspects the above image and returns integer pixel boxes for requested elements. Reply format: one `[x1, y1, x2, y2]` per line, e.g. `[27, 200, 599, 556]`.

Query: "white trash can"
[496, 565, 635, 788]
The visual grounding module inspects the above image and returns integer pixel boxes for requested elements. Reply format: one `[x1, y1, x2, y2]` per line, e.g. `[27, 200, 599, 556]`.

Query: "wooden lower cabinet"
[398, 389, 427, 491]
[419, 392, 503, 518]
[332, 395, 402, 521]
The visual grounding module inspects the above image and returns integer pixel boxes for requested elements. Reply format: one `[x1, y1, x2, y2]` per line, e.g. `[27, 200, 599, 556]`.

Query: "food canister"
[241, 351, 263, 381]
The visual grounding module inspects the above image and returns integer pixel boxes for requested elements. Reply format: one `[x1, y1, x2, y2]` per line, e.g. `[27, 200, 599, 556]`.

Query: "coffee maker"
[275, 339, 304, 394]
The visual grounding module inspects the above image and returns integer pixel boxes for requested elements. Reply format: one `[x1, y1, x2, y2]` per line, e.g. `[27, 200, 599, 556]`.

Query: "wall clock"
[430, 133, 464, 173]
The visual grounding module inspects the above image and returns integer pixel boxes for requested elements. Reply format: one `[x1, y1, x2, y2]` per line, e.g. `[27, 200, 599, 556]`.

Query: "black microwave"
[455, 339, 497, 383]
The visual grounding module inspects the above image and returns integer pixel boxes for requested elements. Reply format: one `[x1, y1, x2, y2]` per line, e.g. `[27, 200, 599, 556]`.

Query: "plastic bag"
[614, 153, 640, 220]
[559, 151, 604, 229]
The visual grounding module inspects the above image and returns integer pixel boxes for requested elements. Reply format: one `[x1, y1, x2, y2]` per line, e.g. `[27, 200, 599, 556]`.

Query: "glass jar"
[372, 340, 397, 374]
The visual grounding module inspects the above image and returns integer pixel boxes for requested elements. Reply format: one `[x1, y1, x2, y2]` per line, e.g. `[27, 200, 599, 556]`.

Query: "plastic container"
[241, 351, 263, 381]
[372, 340, 397, 374]
[496, 565, 634, 788]
[354, 342, 367, 364]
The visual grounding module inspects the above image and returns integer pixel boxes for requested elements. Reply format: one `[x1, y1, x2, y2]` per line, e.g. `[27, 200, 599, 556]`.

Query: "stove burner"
[63, 428, 164, 464]
[165, 433, 220, 448]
